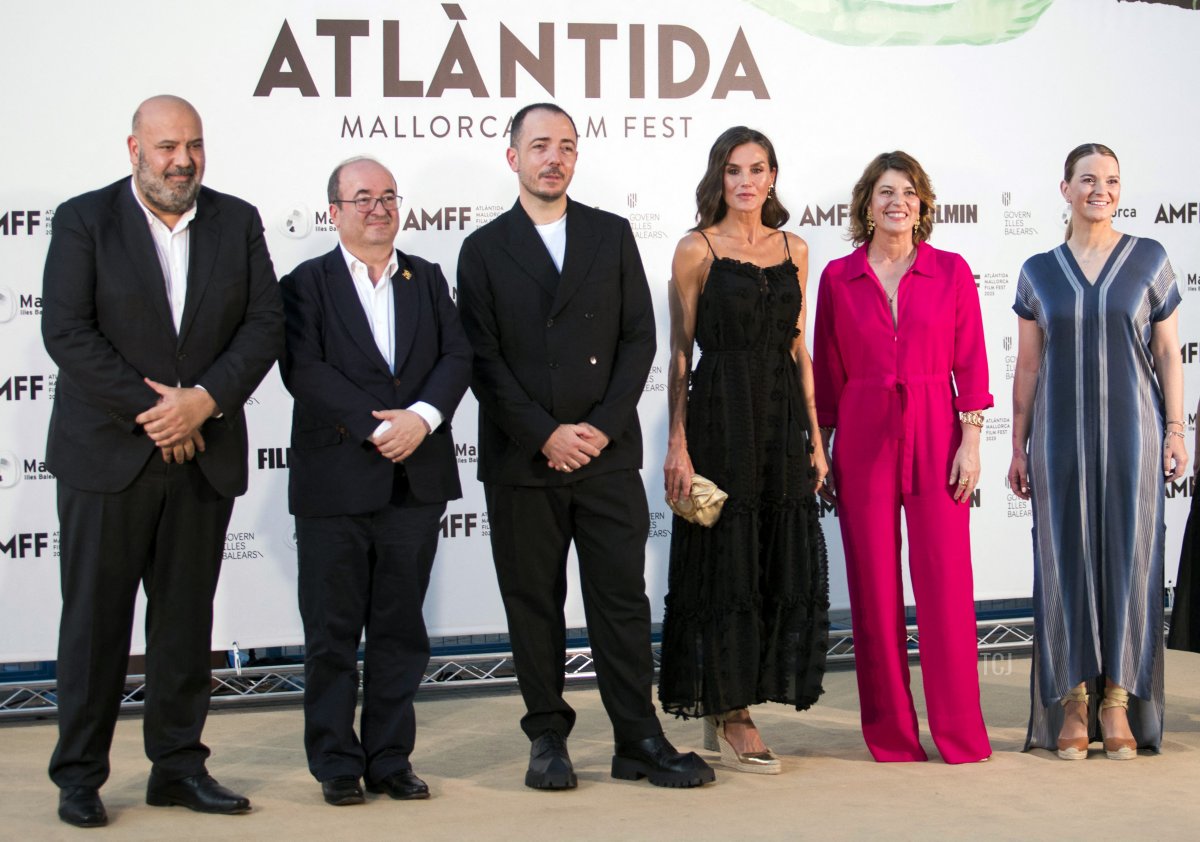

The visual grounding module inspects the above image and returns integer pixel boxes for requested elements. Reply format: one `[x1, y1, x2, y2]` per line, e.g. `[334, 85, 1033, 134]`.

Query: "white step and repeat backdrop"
[1, 0, 1198, 662]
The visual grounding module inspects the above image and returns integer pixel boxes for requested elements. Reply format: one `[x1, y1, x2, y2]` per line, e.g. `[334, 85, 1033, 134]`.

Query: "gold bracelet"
[1165, 420, 1185, 429]
[958, 410, 985, 428]
[1166, 430, 1186, 440]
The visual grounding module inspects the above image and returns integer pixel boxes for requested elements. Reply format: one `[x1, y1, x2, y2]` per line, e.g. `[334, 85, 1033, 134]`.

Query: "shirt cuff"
[408, 401, 443, 433]
[193, 384, 223, 418]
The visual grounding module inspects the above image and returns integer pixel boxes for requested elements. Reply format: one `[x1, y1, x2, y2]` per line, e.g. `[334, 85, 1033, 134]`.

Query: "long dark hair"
[847, 151, 936, 247]
[1063, 142, 1119, 240]
[693, 126, 789, 230]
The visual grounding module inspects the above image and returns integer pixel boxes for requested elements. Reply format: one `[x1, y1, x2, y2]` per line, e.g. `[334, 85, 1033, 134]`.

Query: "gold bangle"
[1166, 430, 1186, 440]
[958, 410, 985, 428]
[1165, 420, 1185, 429]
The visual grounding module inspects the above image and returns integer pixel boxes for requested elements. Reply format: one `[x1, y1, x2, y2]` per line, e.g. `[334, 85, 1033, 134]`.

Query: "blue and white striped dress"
[1014, 235, 1180, 752]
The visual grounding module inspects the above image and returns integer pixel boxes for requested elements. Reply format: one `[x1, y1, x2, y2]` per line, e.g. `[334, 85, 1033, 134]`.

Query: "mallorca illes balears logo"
[252, 4, 770, 142]
[0, 287, 17, 323]
[0, 451, 53, 486]
[0, 451, 20, 488]
[0, 286, 43, 322]
[278, 202, 314, 239]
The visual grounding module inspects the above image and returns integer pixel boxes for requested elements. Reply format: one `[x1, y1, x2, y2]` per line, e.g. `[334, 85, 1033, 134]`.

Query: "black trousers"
[485, 469, 661, 744]
[49, 456, 234, 789]
[296, 472, 443, 783]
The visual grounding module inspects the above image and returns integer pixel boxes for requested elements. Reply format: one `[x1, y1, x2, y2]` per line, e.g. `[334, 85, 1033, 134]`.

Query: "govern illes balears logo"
[252, 4, 770, 102]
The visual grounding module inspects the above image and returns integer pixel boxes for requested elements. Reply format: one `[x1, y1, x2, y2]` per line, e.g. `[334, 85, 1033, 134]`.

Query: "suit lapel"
[498, 202, 559, 301]
[552, 198, 597, 318]
[178, 195, 218, 346]
[324, 249, 393, 376]
[391, 251, 418, 374]
[115, 184, 176, 338]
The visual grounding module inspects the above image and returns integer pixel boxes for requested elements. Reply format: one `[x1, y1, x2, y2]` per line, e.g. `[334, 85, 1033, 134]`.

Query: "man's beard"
[136, 150, 201, 215]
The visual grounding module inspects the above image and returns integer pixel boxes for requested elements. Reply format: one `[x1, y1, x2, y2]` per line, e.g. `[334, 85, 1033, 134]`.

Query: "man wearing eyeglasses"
[279, 156, 471, 806]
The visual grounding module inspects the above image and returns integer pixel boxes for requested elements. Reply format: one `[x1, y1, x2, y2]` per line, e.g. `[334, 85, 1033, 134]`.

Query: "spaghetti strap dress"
[658, 232, 829, 718]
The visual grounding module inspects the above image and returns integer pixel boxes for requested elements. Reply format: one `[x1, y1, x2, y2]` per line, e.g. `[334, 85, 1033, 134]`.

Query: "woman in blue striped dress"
[1007, 143, 1189, 760]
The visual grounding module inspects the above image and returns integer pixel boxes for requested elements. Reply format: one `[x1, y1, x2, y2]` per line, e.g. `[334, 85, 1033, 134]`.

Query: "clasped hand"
[135, 378, 216, 462]
[543, 423, 608, 472]
[371, 409, 429, 463]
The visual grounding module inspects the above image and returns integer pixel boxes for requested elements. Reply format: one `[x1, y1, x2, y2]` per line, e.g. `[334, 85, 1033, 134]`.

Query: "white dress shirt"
[131, 178, 195, 333]
[338, 244, 443, 440]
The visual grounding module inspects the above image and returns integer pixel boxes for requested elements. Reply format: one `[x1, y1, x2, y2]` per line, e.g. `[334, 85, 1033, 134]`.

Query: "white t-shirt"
[535, 213, 567, 272]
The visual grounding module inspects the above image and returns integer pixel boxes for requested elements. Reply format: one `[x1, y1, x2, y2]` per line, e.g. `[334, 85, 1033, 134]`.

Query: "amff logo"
[0, 375, 45, 400]
[440, 512, 479, 537]
[0, 210, 41, 235]
[0, 451, 19, 488]
[1166, 476, 1195, 499]
[1155, 203, 1200, 224]
[402, 207, 471, 231]
[797, 204, 850, 228]
[0, 532, 50, 558]
[1188, 272, 1200, 293]
[1182, 342, 1199, 364]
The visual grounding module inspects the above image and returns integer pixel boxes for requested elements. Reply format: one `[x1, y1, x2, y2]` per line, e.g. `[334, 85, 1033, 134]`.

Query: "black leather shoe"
[58, 786, 107, 828]
[525, 730, 577, 790]
[321, 776, 365, 806]
[612, 733, 715, 788]
[366, 769, 430, 800]
[146, 773, 251, 814]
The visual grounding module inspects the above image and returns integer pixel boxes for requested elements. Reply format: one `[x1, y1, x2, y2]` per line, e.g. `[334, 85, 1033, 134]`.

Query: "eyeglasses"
[333, 195, 401, 213]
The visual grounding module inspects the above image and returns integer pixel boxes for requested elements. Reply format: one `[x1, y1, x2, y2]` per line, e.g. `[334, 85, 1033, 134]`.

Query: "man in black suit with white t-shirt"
[456, 102, 713, 790]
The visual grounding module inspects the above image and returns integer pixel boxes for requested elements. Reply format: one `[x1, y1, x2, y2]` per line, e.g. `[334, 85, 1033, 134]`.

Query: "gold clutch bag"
[667, 474, 728, 527]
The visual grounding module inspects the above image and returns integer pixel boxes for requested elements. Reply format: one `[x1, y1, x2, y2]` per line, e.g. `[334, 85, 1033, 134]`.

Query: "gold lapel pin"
[402, 269, 412, 280]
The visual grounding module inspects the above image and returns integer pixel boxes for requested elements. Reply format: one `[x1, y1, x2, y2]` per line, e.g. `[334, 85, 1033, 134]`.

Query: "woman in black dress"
[658, 127, 829, 774]
[1168, 397, 1200, 653]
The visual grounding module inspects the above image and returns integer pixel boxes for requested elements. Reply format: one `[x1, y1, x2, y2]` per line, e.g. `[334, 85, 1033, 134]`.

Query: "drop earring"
[866, 213, 874, 236]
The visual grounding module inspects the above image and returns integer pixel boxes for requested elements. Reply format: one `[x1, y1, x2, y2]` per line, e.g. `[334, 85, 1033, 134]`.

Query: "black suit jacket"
[456, 198, 655, 486]
[280, 246, 471, 517]
[41, 178, 284, 497]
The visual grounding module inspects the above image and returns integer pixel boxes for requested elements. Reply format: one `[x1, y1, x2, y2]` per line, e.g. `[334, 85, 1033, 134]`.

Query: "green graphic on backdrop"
[747, 0, 1056, 46]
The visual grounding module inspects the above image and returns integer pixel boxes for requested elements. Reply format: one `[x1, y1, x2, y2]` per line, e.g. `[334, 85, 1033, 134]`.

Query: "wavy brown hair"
[847, 151, 936, 247]
[1063, 142, 1119, 240]
[693, 126, 789, 230]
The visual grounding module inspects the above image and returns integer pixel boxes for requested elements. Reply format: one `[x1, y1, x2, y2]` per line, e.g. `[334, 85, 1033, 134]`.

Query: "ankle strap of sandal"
[1101, 686, 1130, 710]
[1060, 685, 1089, 706]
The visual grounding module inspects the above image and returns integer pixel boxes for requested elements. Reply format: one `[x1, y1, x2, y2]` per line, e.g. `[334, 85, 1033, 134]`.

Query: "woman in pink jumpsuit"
[812, 152, 992, 764]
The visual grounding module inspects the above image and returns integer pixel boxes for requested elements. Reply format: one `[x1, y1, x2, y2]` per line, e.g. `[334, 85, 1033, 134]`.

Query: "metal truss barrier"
[0, 617, 1040, 721]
